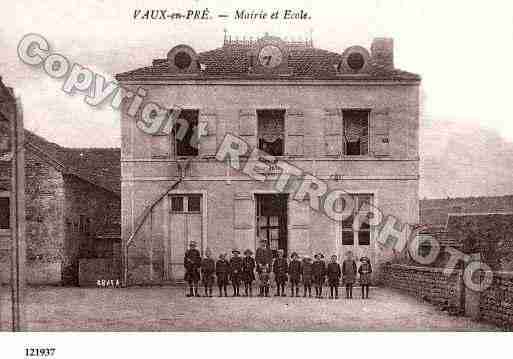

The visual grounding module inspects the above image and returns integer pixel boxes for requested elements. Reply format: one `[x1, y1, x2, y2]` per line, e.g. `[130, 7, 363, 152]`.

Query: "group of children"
[183, 239, 373, 300]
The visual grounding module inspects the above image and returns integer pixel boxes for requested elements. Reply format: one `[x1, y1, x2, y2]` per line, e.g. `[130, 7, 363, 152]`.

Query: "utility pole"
[1, 87, 25, 331]
[10, 96, 25, 331]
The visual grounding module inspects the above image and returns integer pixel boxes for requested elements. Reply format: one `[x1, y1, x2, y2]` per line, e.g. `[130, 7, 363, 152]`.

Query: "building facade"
[116, 35, 421, 285]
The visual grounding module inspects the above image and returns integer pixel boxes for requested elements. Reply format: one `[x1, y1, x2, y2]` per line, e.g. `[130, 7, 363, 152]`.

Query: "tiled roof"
[116, 42, 420, 82]
[420, 195, 513, 227]
[24, 130, 120, 196]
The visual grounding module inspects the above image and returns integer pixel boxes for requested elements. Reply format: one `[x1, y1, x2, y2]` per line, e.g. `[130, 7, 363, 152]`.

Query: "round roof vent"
[339, 46, 371, 74]
[167, 45, 197, 72]
[174, 51, 192, 69]
[347, 52, 365, 71]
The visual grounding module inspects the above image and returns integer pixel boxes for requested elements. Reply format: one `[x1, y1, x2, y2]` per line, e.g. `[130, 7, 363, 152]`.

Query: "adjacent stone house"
[116, 35, 421, 284]
[0, 77, 121, 285]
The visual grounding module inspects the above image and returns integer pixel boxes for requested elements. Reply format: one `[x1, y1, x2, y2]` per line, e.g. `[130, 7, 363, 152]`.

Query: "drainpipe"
[122, 177, 183, 287]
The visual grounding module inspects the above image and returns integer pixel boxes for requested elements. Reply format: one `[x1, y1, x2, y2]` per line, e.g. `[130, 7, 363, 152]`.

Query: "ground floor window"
[256, 194, 288, 256]
[341, 194, 373, 246]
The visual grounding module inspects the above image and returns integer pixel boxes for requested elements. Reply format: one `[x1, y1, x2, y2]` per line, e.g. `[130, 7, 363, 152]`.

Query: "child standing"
[201, 248, 215, 297]
[259, 264, 271, 297]
[358, 256, 373, 299]
[215, 253, 229, 297]
[273, 249, 288, 297]
[230, 249, 243, 296]
[242, 249, 256, 297]
[288, 252, 302, 297]
[301, 255, 313, 297]
[326, 255, 341, 299]
[342, 251, 357, 299]
[312, 253, 326, 299]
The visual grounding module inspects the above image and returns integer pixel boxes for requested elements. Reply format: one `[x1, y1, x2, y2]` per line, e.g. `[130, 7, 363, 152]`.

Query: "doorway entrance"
[169, 194, 203, 281]
[340, 194, 373, 263]
[256, 194, 288, 257]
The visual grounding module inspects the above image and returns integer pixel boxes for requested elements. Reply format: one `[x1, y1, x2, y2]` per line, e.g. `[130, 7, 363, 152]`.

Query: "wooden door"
[168, 194, 202, 281]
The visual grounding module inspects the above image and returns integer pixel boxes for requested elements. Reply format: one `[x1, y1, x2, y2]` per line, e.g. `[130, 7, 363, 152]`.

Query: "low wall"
[480, 271, 513, 329]
[381, 264, 463, 310]
[1, 259, 62, 285]
[26, 261, 62, 284]
[79, 258, 121, 287]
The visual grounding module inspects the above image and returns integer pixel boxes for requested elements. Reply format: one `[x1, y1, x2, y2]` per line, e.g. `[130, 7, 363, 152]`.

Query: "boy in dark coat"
[273, 249, 288, 297]
[184, 241, 201, 297]
[242, 249, 256, 297]
[312, 253, 326, 298]
[201, 248, 215, 297]
[215, 253, 229, 297]
[327, 255, 341, 299]
[358, 256, 372, 299]
[230, 249, 243, 296]
[288, 252, 302, 297]
[342, 251, 358, 299]
[301, 255, 313, 297]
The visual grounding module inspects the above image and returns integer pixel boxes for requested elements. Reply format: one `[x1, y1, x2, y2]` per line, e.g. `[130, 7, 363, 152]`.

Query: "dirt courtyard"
[0, 286, 501, 331]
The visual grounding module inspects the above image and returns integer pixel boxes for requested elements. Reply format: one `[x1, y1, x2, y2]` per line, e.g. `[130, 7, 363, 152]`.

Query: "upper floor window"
[175, 109, 199, 157]
[343, 110, 369, 156]
[257, 109, 285, 156]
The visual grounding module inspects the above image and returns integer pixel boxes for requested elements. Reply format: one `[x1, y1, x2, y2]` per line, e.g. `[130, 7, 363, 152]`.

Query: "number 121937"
[25, 348, 56, 357]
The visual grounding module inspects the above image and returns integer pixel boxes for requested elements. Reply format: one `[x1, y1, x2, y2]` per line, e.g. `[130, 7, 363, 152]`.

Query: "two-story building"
[116, 34, 421, 285]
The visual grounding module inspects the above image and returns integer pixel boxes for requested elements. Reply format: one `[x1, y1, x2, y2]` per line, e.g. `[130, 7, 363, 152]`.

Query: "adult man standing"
[255, 238, 273, 296]
[184, 241, 201, 297]
[255, 238, 273, 269]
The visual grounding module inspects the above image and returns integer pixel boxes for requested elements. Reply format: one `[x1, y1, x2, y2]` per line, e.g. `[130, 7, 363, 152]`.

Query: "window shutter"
[238, 109, 257, 150]
[285, 109, 304, 156]
[234, 192, 255, 252]
[288, 198, 310, 256]
[372, 108, 390, 157]
[324, 108, 342, 156]
[151, 134, 170, 159]
[199, 109, 217, 157]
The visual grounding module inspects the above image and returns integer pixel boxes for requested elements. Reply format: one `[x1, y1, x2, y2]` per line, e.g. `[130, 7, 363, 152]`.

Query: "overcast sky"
[1, 0, 512, 147]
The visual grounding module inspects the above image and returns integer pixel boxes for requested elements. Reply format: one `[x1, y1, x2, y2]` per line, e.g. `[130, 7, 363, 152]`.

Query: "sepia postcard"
[0, 0, 512, 357]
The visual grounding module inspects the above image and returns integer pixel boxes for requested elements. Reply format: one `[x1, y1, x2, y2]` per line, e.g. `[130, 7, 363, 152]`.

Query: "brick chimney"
[371, 38, 394, 70]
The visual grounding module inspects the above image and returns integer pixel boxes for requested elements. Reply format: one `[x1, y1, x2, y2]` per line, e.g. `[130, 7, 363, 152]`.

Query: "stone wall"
[479, 271, 513, 329]
[24, 151, 65, 285]
[1, 150, 66, 285]
[381, 264, 463, 310]
[382, 263, 513, 329]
